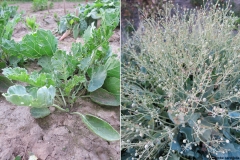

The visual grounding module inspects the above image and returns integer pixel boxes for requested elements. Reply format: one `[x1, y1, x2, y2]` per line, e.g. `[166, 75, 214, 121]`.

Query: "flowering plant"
[121, 2, 240, 159]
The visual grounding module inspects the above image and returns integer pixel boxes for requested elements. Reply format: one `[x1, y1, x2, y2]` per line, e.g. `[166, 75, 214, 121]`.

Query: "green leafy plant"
[1, 29, 57, 67]
[32, 0, 53, 11]
[121, 2, 240, 159]
[58, 0, 120, 39]
[25, 16, 38, 32]
[0, 3, 21, 66]
[2, 10, 120, 141]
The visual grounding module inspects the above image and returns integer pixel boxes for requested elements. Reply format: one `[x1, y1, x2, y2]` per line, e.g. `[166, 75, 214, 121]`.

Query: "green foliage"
[32, 0, 52, 11]
[3, 67, 55, 87]
[58, 0, 120, 39]
[3, 85, 55, 108]
[2, 11, 120, 141]
[88, 66, 107, 92]
[0, 3, 20, 65]
[0, 1, 18, 18]
[1, 29, 57, 66]
[25, 16, 38, 31]
[121, 2, 240, 159]
[21, 29, 57, 58]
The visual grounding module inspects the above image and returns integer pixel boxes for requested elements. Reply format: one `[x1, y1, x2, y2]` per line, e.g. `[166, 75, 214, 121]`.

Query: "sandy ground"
[0, 2, 120, 160]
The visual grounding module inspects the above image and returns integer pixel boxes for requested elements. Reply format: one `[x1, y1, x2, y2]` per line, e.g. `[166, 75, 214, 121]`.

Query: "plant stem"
[81, 95, 90, 98]
[52, 104, 69, 112]
[59, 88, 67, 107]
[55, 95, 65, 106]
[71, 112, 83, 117]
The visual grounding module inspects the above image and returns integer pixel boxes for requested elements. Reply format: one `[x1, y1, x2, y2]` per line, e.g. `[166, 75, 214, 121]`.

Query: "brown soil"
[0, 2, 120, 160]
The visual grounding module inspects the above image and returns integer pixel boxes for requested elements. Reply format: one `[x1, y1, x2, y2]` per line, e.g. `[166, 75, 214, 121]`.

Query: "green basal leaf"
[88, 66, 107, 92]
[30, 107, 51, 118]
[89, 88, 119, 106]
[102, 77, 120, 95]
[3, 85, 55, 108]
[0, 75, 13, 93]
[73, 112, 120, 141]
[3, 67, 55, 87]
[104, 57, 120, 78]
[20, 29, 57, 58]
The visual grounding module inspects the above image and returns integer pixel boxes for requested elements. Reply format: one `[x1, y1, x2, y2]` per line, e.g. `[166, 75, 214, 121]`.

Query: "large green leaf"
[88, 66, 107, 92]
[2, 67, 55, 87]
[20, 29, 57, 58]
[0, 75, 13, 93]
[104, 57, 120, 78]
[102, 77, 120, 95]
[30, 107, 51, 118]
[3, 85, 56, 108]
[73, 112, 120, 141]
[89, 88, 119, 106]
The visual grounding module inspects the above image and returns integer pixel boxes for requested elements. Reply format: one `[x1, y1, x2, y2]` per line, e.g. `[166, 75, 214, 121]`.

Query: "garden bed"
[0, 1, 120, 160]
